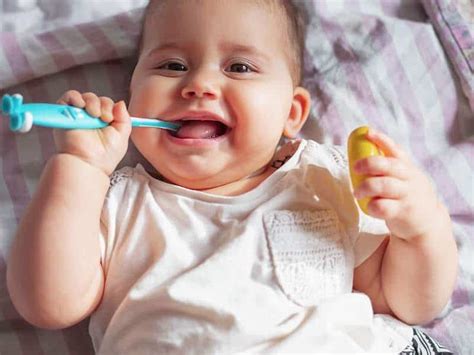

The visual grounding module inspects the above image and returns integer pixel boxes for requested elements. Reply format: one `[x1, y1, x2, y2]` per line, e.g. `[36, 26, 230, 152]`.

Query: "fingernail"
[114, 101, 124, 113]
[121, 101, 130, 114]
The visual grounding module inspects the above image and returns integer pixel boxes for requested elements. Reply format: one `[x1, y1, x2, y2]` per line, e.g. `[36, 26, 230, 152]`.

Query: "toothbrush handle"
[1, 94, 180, 132]
[33, 111, 180, 131]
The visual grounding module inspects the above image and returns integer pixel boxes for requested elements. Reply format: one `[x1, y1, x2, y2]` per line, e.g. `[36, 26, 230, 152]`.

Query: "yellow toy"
[347, 126, 383, 214]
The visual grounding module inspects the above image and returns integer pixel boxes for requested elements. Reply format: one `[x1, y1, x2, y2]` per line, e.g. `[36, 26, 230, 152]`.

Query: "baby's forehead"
[146, 0, 282, 11]
[144, 0, 289, 31]
[143, 0, 291, 53]
[142, 0, 300, 83]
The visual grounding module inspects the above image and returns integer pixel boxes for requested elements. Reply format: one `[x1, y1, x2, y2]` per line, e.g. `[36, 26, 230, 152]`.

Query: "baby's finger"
[109, 101, 131, 135]
[82, 92, 102, 118]
[99, 96, 114, 123]
[366, 128, 410, 161]
[366, 198, 401, 220]
[354, 156, 411, 180]
[57, 90, 86, 108]
[354, 176, 406, 200]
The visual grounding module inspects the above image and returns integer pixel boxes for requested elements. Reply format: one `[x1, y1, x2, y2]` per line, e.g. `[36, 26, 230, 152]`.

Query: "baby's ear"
[283, 86, 311, 138]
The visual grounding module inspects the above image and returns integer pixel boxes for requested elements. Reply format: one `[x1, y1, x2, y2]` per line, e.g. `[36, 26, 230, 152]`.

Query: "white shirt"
[90, 139, 413, 354]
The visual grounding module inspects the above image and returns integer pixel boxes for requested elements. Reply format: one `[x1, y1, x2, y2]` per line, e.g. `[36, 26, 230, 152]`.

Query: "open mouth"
[170, 120, 230, 139]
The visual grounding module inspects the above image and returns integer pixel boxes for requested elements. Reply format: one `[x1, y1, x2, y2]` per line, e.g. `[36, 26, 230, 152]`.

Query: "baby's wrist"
[392, 202, 451, 246]
[49, 153, 111, 185]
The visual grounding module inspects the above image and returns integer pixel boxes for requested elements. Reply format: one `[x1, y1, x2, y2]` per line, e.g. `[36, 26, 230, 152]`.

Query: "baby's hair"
[134, 0, 308, 86]
[268, 0, 308, 85]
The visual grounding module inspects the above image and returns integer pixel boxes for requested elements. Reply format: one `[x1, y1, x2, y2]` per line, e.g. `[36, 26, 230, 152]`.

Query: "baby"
[7, 0, 457, 354]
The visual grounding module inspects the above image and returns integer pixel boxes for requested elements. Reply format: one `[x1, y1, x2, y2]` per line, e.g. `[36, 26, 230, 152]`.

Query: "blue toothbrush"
[1, 94, 181, 133]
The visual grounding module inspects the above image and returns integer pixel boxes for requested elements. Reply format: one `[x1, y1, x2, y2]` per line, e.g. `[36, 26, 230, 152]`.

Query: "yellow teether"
[347, 126, 383, 214]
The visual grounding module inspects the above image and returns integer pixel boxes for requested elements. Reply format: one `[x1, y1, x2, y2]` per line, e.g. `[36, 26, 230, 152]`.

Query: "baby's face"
[129, 0, 308, 190]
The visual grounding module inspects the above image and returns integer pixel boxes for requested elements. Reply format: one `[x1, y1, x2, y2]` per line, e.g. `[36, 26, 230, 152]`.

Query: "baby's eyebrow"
[145, 42, 182, 57]
[144, 42, 270, 63]
[219, 43, 270, 62]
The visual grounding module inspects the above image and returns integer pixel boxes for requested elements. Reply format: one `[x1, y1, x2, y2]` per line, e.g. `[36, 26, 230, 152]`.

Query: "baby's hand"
[55, 90, 132, 176]
[353, 128, 443, 240]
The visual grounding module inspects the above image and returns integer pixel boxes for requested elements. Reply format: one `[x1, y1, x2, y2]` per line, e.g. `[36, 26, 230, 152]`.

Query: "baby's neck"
[202, 165, 275, 196]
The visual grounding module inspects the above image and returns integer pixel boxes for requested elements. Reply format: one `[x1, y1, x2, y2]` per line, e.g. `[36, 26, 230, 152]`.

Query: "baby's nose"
[181, 71, 219, 100]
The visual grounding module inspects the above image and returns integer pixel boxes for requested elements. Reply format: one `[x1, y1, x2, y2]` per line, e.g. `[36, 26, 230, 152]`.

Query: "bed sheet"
[1, 0, 148, 33]
[421, 0, 474, 111]
[0, 0, 473, 354]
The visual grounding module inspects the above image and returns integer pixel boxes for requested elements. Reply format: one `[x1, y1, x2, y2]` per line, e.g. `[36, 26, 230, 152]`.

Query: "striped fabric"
[0, 1, 472, 354]
[401, 328, 453, 355]
[422, 0, 474, 111]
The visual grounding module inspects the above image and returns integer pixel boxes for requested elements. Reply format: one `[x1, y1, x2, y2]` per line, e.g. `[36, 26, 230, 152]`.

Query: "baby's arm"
[6, 91, 131, 329]
[352, 128, 457, 325]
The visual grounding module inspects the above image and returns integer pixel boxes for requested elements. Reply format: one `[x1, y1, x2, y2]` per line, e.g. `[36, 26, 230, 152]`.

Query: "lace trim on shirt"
[326, 145, 348, 168]
[271, 140, 302, 169]
[109, 166, 134, 187]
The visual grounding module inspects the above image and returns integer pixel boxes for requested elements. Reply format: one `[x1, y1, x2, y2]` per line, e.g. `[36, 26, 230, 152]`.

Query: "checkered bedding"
[0, 0, 472, 353]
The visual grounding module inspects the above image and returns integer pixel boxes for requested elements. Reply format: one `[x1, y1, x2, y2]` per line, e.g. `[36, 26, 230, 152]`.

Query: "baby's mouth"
[171, 120, 230, 139]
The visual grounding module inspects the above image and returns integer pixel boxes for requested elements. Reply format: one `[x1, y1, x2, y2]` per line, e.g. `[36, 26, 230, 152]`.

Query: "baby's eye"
[226, 63, 253, 73]
[158, 61, 187, 71]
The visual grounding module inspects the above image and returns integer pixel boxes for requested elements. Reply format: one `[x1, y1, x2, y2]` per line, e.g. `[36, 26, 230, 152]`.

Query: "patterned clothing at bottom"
[401, 328, 452, 355]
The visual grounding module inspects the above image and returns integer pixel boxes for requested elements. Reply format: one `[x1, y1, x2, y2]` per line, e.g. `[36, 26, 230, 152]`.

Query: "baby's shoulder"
[106, 165, 151, 202]
[102, 165, 151, 220]
[300, 139, 348, 174]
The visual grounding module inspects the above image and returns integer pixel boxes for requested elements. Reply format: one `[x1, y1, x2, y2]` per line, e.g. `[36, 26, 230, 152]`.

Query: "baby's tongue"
[176, 121, 223, 139]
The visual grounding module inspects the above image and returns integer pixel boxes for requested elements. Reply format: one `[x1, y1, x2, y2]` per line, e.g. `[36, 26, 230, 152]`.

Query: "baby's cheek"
[129, 78, 173, 117]
[232, 82, 291, 118]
